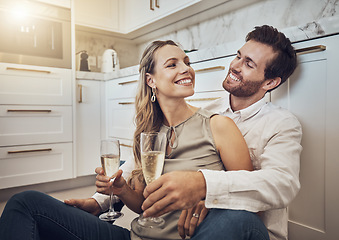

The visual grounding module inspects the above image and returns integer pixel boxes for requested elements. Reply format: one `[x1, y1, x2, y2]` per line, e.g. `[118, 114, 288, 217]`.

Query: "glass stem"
[108, 179, 115, 215]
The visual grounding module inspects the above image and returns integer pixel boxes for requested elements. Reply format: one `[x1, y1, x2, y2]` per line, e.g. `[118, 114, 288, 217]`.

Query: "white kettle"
[101, 49, 119, 73]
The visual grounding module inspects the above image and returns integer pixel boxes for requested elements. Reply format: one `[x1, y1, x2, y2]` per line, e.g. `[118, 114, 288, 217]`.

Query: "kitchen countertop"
[76, 15, 339, 81]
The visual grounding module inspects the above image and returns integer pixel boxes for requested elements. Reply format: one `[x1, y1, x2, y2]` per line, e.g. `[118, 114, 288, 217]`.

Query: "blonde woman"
[96, 40, 253, 239]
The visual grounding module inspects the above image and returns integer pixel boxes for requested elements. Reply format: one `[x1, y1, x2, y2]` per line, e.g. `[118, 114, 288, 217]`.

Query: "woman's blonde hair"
[132, 40, 178, 168]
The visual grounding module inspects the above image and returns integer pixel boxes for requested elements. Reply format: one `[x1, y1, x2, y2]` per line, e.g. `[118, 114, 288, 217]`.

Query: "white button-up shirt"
[93, 96, 302, 240]
[202, 96, 302, 240]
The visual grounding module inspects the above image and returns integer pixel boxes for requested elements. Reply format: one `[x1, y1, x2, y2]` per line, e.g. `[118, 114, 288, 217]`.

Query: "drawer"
[186, 91, 229, 108]
[0, 105, 72, 146]
[0, 142, 73, 189]
[192, 57, 232, 93]
[106, 74, 139, 100]
[107, 98, 135, 141]
[0, 63, 72, 105]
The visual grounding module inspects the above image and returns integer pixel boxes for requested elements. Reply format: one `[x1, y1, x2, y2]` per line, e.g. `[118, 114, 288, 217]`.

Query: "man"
[70, 25, 302, 240]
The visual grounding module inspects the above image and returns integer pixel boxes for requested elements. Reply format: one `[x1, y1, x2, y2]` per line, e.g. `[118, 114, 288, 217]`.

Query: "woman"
[98, 40, 252, 239]
[0, 40, 252, 240]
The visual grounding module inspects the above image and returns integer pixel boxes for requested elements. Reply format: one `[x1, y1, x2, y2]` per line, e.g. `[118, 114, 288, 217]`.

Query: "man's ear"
[263, 77, 281, 91]
[146, 73, 155, 88]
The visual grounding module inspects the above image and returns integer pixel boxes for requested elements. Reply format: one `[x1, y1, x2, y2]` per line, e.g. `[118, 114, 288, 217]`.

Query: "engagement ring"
[193, 213, 199, 218]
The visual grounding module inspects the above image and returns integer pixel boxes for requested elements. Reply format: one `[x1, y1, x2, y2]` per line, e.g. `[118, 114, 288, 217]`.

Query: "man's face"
[223, 40, 277, 97]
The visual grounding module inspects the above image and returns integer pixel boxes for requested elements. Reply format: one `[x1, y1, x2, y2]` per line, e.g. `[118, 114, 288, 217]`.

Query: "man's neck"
[229, 94, 264, 112]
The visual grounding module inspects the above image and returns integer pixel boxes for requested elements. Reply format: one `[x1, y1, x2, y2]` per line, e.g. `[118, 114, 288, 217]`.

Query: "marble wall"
[76, 0, 339, 70]
[136, 0, 339, 60]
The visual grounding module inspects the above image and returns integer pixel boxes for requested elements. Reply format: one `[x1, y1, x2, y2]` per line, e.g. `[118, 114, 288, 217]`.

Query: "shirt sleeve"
[91, 157, 135, 211]
[201, 116, 302, 212]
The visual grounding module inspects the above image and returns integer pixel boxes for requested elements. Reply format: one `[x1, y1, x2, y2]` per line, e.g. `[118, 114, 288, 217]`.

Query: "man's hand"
[64, 198, 101, 216]
[142, 171, 206, 218]
[178, 201, 209, 239]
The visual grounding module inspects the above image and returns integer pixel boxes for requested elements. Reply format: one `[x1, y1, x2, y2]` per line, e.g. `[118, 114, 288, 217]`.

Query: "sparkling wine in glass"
[137, 132, 167, 228]
[99, 139, 124, 222]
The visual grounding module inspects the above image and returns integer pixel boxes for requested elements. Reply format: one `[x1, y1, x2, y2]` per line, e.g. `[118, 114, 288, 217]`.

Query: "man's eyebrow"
[238, 50, 257, 67]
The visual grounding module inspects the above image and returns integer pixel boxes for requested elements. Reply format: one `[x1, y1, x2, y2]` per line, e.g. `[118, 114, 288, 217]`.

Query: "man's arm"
[142, 116, 302, 216]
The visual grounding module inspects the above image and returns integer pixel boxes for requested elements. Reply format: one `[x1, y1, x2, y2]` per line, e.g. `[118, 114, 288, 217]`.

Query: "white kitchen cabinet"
[186, 56, 231, 108]
[271, 35, 339, 240]
[0, 143, 73, 189]
[76, 79, 103, 176]
[74, 0, 119, 32]
[0, 105, 72, 146]
[106, 74, 139, 162]
[0, 63, 72, 106]
[121, 0, 201, 32]
[0, 63, 73, 189]
[35, 0, 71, 8]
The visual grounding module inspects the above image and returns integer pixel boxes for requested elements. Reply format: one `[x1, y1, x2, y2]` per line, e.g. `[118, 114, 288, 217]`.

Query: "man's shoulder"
[261, 102, 301, 127]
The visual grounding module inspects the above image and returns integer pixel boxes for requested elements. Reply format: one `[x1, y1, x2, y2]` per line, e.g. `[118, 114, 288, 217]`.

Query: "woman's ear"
[146, 73, 155, 88]
[263, 77, 281, 91]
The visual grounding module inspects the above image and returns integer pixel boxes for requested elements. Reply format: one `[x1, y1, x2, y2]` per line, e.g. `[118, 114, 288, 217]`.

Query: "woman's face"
[148, 45, 195, 102]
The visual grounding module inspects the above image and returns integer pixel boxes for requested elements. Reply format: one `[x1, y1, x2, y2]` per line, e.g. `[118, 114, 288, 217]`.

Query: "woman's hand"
[177, 201, 209, 239]
[95, 168, 126, 196]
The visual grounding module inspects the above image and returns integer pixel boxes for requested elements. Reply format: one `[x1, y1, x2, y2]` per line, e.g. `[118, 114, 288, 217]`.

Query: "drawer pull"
[120, 143, 133, 148]
[150, 0, 154, 10]
[118, 80, 138, 85]
[195, 66, 225, 73]
[295, 45, 326, 55]
[78, 84, 83, 103]
[118, 101, 135, 105]
[186, 97, 221, 102]
[8, 148, 52, 154]
[6, 67, 51, 74]
[155, 0, 159, 8]
[7, 109, 52, 113]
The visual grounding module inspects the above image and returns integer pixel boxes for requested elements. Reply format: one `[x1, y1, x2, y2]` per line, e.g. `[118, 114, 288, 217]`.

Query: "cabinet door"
[192, 56, 232, 93]
[271, 36, 339, 240]
[0, 63, 72, 105]
[0, 105, 72, 146]
[74, 0, 119, 31]
[76, 80, 102, 176]
[122, 0, 201, 32]
[0, 142, 73, 189]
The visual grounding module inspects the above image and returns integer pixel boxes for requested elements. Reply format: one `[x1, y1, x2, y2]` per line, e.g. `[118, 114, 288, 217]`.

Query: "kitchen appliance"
[0, 0, 71, 69]
[101, 49, 119, 73]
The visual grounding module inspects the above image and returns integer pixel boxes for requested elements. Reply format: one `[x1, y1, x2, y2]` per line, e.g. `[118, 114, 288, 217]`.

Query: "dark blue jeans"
[0, 191, 130, 240]
[191, 209, 269, 240]
[0, 191, 269, 240]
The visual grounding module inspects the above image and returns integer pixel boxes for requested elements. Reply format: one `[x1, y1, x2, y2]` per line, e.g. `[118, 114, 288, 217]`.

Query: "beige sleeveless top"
[130, 108, 225, 240]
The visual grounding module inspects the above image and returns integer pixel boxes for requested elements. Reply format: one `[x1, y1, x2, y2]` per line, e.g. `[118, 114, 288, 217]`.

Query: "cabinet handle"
[150, 0, 154, 10]
[6, 67, 51, 74]
[295, 45, 326, 55]
[155, 0, 159, 8]
[120, 143, 133, 148]
[7, 109, 52, 113]
[195, 66, 225, 73]
[8, 148, 52, 154]
[186, 97, 221, 102]
[118, 101, 135, 105]
[118, 80, 138, 85]
[78, 84, 83, 103]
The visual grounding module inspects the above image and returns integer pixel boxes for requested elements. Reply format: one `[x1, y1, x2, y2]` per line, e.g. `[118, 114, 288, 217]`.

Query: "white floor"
[0, 185, 138, 230]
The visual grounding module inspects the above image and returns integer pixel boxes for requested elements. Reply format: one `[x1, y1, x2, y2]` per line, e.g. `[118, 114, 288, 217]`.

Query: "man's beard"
[223, 77, 265, 97]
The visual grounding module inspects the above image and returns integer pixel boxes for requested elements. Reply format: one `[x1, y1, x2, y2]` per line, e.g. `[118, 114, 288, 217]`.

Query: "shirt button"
[213, 199, 218, 204]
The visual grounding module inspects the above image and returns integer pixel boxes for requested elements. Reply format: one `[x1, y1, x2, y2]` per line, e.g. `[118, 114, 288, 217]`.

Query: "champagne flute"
[137, 132, 167, 228]
[99, 139, 124, 222]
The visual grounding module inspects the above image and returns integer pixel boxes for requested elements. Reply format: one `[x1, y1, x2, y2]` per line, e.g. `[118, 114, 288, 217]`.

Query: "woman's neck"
[159, 99, 198, 127]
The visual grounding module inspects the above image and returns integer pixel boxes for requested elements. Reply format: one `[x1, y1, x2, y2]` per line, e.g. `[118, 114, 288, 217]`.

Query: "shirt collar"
[226, 97, 266, 121]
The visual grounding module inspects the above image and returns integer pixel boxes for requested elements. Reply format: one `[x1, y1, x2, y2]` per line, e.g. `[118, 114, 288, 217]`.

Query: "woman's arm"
[210, 115, 253, 171]
[96, 169, 145, 214]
